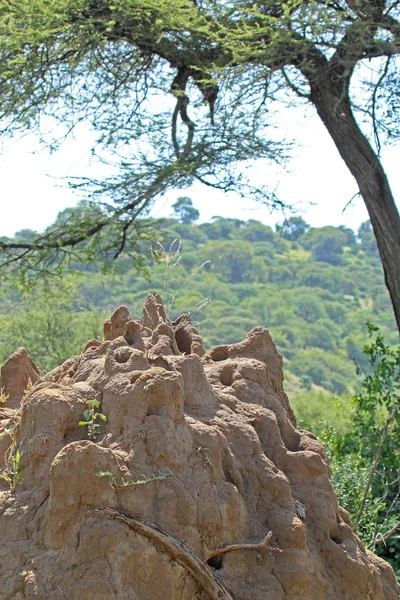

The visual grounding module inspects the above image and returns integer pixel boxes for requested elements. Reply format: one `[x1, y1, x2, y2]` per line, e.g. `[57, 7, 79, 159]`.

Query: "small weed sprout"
[47, 572, 66, 597]
[0, 409, 22, 490]
[79, 399, 107, 440]
[0, 388, 9, 404]
[21, 379, 33, 404]
[96, 470, 170, 489]
[0, 449, 22, 490]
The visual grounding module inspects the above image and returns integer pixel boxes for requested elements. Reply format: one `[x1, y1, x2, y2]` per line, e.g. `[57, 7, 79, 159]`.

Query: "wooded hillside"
[1, 214, 396, 403]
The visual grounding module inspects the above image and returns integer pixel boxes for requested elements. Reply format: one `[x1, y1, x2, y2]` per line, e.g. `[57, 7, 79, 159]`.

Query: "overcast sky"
[1, 102, 399, 238]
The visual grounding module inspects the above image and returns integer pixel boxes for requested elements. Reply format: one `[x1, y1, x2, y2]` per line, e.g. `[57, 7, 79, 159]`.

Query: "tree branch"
[88, 507, 234, 600]
[372, 56, 391, 155]
[0, 220, 107, 253]
[281, 67, 311, 99]
[331, 11, 400, 71]
[371, 520, 400, 547]
[205, 531, 282, 562]
[354, 406, 398, 530]
[170, 67, 196, 159]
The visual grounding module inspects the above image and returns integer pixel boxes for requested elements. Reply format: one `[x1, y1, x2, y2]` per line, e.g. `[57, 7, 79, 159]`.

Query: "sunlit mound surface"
[0, 294, 398, 600]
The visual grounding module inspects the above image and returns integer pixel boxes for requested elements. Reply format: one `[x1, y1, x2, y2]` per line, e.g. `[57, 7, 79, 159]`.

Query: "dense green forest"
[0, 210, 396, 408]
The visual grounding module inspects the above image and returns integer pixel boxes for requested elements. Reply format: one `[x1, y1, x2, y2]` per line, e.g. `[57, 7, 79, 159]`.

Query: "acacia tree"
[0, 0, 287, 282]
[0, 0, 399, 330]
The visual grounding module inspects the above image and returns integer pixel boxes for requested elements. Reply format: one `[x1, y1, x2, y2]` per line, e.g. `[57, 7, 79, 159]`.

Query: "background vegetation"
[1, 211, 397, 393]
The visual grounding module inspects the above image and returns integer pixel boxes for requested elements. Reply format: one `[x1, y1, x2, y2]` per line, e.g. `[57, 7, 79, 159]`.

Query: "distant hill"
[0, 215, 396, 401]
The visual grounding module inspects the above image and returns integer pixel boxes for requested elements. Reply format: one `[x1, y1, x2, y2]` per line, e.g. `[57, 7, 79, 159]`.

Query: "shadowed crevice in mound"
[0, 293, 399, 600]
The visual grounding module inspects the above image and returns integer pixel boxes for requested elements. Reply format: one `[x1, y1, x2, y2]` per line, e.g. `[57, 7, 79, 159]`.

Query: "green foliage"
[0, 389, 9, 404]
[154, 238, 210, 320]
[291, 391, 351, 435]
[294, 294, 326, 323]
[79, 400, 107, 441]
[172, 197, 200, 225]
[204, 240, 255, 283]
[0, 449, 22, 491]
[289, 347, 355, 395]
[0, 217, 397, 398]
[277, 217, 310, 241]
[357, 221, 380, 258]
[0, 277, 106, 373]
[0, 0, 295, 279]
[0, 0, 399, 345]
[199, 218, 245, 241]
[300, 226, 355, 266]
[236, 220, 275, 243]
[1, 214, 400, 574]
[320, 327, 400, 577]
[321, 433, 383, 543]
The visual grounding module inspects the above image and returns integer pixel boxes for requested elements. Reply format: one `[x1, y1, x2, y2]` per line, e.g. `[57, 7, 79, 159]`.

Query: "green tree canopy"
[199, 217, 245, 240]
[277, 216, 310, 241]
[236, 219, 275, 243]
[301, 226, 354, 265]
[1, 217, 397, 395]
[0, 0, 399, 331]
[172, 197, 200, 224]
[205, 240, 255, 283]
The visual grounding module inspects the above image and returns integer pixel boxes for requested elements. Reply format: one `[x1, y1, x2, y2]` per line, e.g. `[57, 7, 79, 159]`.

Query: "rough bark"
[308, 70, 400, 334]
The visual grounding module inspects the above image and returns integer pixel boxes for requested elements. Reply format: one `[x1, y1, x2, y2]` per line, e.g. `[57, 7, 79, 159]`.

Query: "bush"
[0, 279, 105, 372]
[321, 326, 400, 578]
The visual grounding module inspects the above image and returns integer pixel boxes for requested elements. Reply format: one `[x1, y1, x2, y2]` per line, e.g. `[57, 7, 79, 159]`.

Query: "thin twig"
[281, 67, 310, 99]
[371, 520, 400, 548]
[355, 406, 398, 529]
[205, 531, 281, 562]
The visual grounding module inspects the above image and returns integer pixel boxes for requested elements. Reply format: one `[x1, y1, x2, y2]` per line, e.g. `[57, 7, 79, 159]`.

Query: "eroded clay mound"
[0, 294, 398, 600]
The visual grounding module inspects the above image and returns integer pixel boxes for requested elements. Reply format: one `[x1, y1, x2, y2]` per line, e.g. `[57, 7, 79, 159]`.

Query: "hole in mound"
[146, 408, 163, 416]
[124, 329, 141, 346]
[114, 348, 132, 364]
[219, 367, 233, 387]
[330, 534, 343, 545]
[207, 555, 223, 570]
[210, 347, 228, 362]
[175, 327, 192, 355]
[222, 466, 235, 486]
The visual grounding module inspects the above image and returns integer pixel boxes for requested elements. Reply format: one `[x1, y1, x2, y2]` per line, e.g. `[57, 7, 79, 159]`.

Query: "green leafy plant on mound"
[0, 449, 22, 491]
[79, 399, 107, 441]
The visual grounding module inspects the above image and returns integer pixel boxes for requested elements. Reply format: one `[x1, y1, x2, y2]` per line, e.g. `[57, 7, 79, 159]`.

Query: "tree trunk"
[308, 72, 400, 334]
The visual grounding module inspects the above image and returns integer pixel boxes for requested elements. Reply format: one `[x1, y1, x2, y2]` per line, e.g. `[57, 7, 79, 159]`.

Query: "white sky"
[0, 103, 399, 237]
